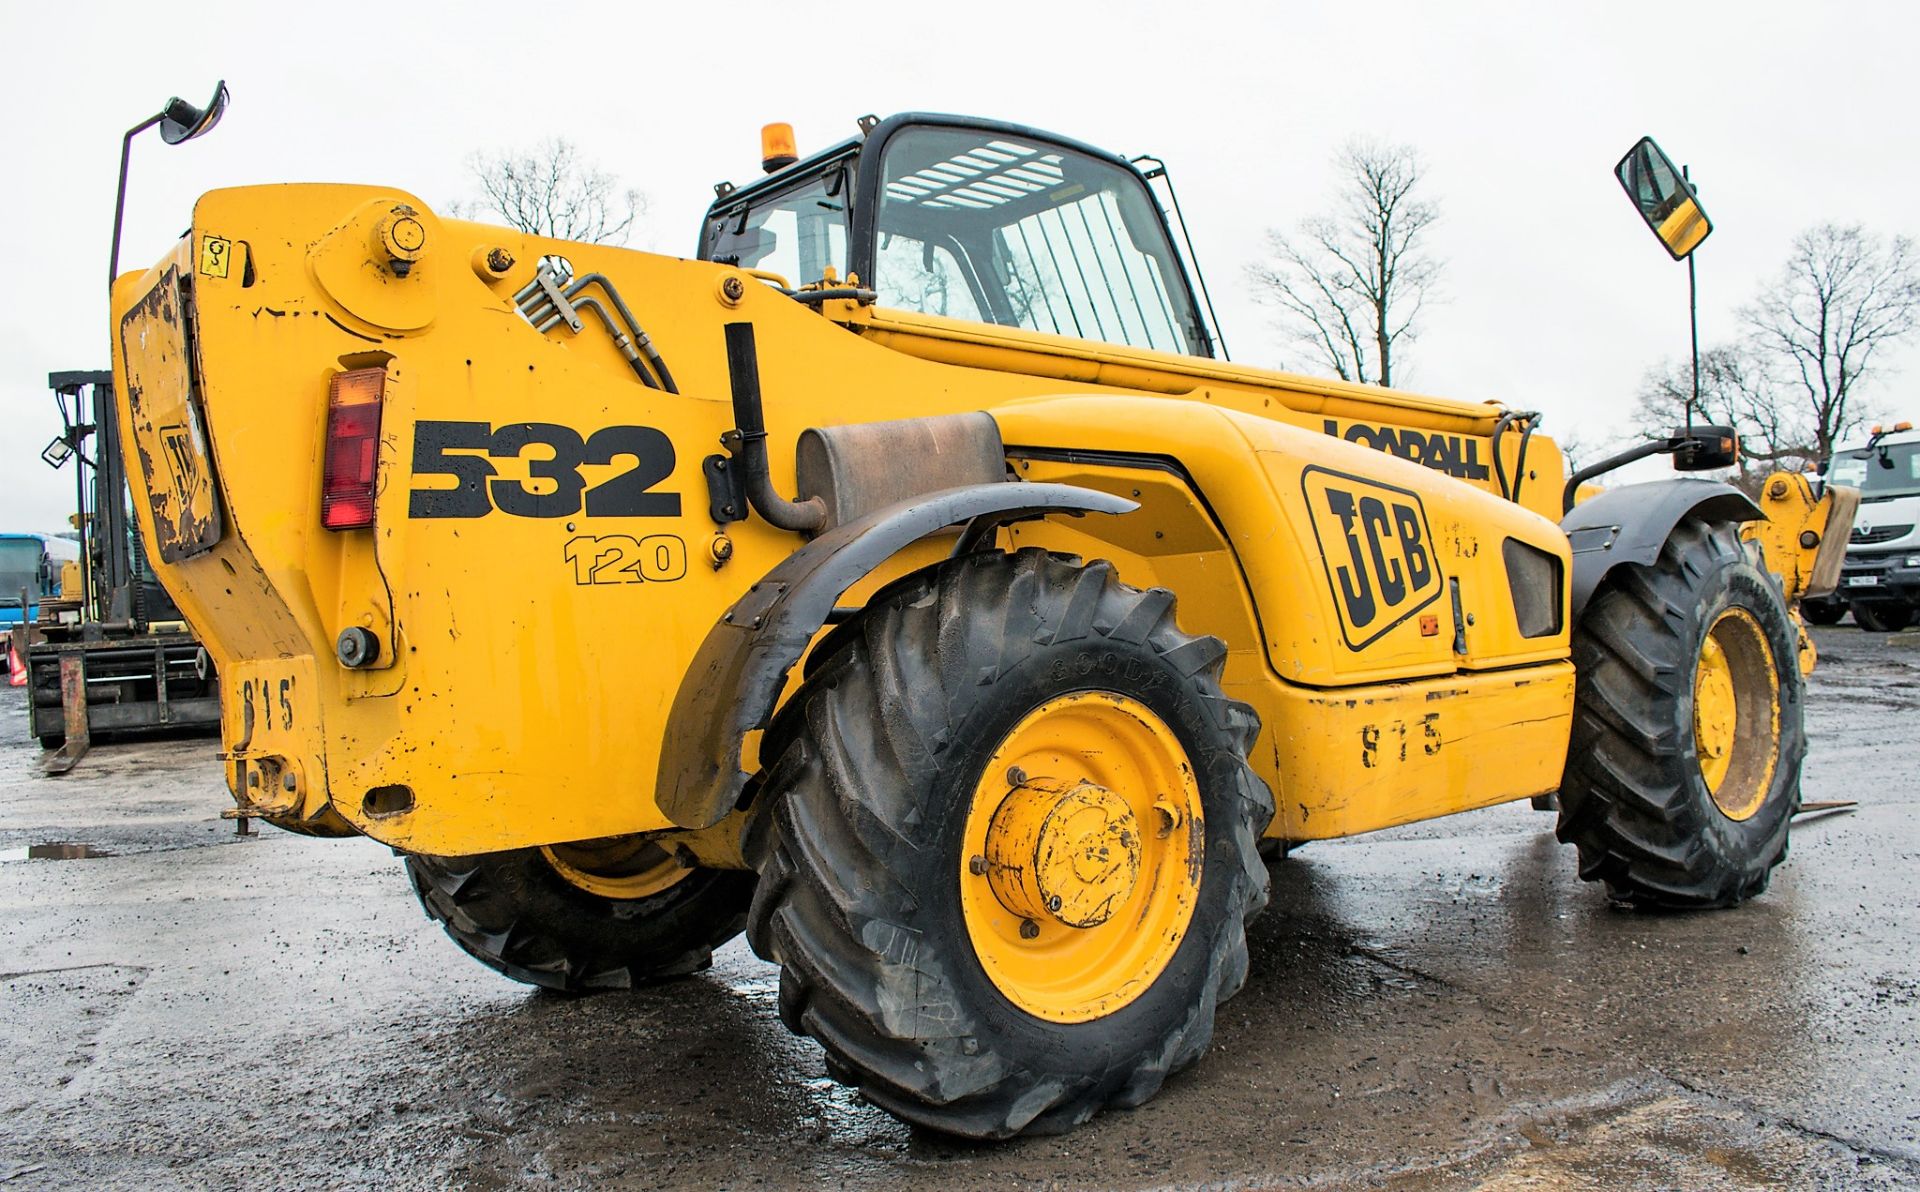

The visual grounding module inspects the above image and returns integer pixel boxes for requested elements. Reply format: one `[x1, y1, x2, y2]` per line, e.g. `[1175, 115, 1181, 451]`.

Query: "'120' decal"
[409, 421, 679, 519]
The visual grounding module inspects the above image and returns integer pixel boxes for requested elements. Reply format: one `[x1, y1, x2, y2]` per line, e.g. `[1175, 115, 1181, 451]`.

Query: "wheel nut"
[1006, 766, 1028, 786]
[1154, 797, 1183, 838]
[1019, 919, 1039, 940]
[968, 855, 988, 876]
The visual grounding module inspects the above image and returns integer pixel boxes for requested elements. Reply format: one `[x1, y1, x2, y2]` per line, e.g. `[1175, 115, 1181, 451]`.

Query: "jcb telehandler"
[107, 92, 1855, 1138]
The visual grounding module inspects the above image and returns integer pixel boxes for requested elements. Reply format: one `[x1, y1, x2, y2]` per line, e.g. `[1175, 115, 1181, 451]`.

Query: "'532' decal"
[409, 421, 679, 519]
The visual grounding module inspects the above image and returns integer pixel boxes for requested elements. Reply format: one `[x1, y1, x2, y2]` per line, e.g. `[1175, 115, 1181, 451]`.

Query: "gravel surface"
[2, 625, 1916, 1189]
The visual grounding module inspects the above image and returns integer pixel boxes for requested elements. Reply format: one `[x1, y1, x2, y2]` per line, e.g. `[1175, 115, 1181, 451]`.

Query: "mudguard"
[1562, 478, 1762, 620]
[656, 481, 1137, 829]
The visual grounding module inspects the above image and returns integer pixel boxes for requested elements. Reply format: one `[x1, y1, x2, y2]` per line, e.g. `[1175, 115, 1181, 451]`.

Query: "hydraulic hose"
[723, 323, 826, 534]
[562, 296, 659, 389]
[569, 273, 678, 393]
[1490, 412, 1518, 501]
[1511, 416, 1537, 505]
[1489, 410, 1542, 504]
[787, 287, 878, 306]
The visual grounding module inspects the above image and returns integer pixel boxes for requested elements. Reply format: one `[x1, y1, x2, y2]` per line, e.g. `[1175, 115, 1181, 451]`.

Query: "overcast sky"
[4, 0, 1915, 530]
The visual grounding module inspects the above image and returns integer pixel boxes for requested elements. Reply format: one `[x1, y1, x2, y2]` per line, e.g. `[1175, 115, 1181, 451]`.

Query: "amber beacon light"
[761, 122, 798, 173]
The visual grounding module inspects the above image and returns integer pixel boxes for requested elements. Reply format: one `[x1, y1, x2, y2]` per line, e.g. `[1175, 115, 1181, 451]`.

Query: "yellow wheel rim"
[959, 692, 1203, 1024]
[541, 837, 690, 900]
[1692, 608, 1781, 822]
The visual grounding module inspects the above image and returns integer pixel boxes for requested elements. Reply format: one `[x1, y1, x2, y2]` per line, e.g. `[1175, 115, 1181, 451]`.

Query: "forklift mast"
[19, 371, 216, 772]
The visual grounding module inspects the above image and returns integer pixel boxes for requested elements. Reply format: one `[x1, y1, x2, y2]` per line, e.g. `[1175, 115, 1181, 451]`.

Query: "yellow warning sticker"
[199, 235, 232, 279]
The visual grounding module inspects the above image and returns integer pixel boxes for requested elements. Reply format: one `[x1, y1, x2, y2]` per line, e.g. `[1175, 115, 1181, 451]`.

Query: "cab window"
[707, 166, 849, 287]
[874, 230, 983, 322]
[873, 127, 1206, 355]
[1830, 442, 1920, 498]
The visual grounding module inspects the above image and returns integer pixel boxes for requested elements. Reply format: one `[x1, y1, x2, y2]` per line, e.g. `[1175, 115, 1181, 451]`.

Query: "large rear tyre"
[406, 840, 754, 992]
[1558, 518, 1804, 909]
[746, 548, 1272, 1138]
[1851, 602, 1914, 633]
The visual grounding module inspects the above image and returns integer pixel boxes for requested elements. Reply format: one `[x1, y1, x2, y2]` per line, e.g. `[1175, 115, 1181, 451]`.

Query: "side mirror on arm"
[158, 81, 229, 145]
[1561, 424, 1740, 513]
[1615, 136, 1712, 260]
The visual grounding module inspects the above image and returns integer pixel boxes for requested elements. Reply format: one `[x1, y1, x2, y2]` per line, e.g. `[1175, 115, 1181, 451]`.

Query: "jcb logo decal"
[1302, 467, 1444, 651]
[158, 424, 203, 499]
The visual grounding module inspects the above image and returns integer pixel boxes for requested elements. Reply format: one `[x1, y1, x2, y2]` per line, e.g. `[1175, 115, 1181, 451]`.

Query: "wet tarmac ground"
[2, 625, 1917, 1190]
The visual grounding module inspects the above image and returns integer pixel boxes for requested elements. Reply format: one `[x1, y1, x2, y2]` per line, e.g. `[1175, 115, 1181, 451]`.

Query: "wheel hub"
[1692, 607, 1781, 822]
[1695, 636, 1737, 770]
[985, 777, 1142, 928]
[541, 837, 690, 900]
[959, 692, 1204, 1024]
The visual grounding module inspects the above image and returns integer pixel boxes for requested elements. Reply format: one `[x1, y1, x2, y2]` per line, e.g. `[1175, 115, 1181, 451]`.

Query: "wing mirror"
[1615, 136, 1712, 260]
[109, 80, 230, 286]
[159, 81, 230, 145]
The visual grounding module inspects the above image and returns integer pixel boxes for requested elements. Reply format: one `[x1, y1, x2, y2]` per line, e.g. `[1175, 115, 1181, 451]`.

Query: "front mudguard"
[1561, 479, 1762, 621]
[655, 482, 1136, 829]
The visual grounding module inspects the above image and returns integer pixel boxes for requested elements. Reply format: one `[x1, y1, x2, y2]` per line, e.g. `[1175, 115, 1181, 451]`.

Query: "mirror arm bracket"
[108, 114, 165, 288]
[1561, 428, 1737, 515]
[108, 81, 228, 289]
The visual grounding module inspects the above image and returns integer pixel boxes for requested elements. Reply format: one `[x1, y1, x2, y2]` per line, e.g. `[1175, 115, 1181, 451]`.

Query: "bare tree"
[1248, 140, 1442, 387]
[1744, 223, 1920, 461]
[456, 138, 644, 245]
[1551, 425, 1606, 475]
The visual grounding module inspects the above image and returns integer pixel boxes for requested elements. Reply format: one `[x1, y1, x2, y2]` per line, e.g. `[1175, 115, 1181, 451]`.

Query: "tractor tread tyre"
[1557, 517, 1804, 910]
[406, 849, 754, 993]
[1851, 602, 1914, 633]
[745, 548, 1272, 1139]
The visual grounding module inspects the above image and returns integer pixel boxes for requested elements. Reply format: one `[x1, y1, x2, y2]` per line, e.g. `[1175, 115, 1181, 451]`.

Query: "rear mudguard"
[656, 481, 1136, 829]
[1561, 479, 1762, 620]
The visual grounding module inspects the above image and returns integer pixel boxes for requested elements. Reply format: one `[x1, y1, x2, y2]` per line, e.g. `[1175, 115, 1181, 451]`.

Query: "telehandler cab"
[107, 101, 1856, 1138]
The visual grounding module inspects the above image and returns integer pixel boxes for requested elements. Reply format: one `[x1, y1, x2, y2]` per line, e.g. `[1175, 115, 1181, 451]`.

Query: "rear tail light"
[321, 368, 385, 530]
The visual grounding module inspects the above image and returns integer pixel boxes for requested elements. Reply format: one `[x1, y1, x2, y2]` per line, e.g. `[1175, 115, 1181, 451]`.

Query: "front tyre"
[1558, 518, 1805, 909]
[746, 549, 1272, 1138]
[407, 840, 754, 992]
[1851, 602, 1914, 633]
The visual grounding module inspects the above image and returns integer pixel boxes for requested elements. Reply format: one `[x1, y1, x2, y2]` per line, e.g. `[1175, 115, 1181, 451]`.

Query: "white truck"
[1811, 422, 1920, 631]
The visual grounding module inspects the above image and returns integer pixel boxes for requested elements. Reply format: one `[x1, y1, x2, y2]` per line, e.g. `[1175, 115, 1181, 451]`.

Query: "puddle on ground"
[0, 842, 115, 861]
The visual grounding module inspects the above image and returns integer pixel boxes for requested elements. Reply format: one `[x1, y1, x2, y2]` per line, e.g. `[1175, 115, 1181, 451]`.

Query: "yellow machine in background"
[108, 104, 1853, 1139]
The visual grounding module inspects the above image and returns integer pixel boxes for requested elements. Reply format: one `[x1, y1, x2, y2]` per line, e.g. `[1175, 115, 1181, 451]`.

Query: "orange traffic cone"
[7, 641, 25, 687]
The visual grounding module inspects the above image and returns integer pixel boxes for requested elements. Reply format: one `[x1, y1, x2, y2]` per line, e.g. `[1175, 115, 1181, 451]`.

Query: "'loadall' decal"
[409, 421, 679, 519]
[1322, 418, 1491, 481]
[1301, 467, 1445, 650]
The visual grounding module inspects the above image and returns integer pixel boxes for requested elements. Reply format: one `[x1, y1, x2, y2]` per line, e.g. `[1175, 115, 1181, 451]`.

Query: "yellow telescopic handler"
[105, 88, 1855, 1137]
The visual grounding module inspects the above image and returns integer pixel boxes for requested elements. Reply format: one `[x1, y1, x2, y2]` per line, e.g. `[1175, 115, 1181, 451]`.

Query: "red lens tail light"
[321, 368, 385, 530]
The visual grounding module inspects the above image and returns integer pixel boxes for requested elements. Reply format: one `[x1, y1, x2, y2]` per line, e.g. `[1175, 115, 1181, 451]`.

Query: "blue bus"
[0, 532, 80, 629]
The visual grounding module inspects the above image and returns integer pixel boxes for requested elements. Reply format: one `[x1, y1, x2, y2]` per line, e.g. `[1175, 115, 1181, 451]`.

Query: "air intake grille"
[1852, 523, 1913, 545]
[1503, 538, 1565, 638]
